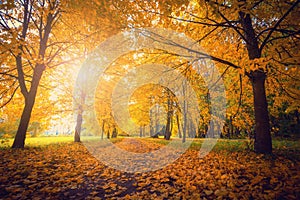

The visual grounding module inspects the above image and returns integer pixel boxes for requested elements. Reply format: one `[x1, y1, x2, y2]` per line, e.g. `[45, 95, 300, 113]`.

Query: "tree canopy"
[0, 0, 299, 153]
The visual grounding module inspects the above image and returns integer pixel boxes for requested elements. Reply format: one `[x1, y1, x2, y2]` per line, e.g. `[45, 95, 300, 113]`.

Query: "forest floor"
[0, 137, 299, 199]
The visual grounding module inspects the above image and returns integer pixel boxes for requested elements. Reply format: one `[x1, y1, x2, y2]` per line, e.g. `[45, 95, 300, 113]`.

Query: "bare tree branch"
[259, 0, 299, 52]
[0, 85, 19, 109]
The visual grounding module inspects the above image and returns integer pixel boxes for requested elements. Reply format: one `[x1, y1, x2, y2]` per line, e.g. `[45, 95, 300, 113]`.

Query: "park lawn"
[0, 136, 74, 148]
[1, 136, 299, 151]
[0, 137, 299, 199]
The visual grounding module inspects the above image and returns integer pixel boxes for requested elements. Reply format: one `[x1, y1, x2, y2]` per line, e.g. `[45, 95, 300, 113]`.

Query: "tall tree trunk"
[12, 97, 35, 148]
[155, 105, 159, 134]
[112, 126, 118, 138]
[182, 100, 187, 143]
[229, 116, 233, 139]
[74, 88, 86, 142]
[164, 114, 171, 140]
[11, 1, 58, 148]
[250, 70, 272, 153]
[176, 114, 182, 138]
[74, 105, 83, 142]
[240, 11, 272, 153]
[140, 126, 143, 137]
[12, 65, 44, 148]
[101, 120, 105, 140]
[182, 85, 187, 143]
[170, 115, 173, 133]
[107, 129, 110, 139]
[165, 99, 172, 140]
[150, 109, 154, 136]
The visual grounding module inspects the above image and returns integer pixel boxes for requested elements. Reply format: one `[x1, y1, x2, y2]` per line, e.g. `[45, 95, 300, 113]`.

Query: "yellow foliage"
[1, 139, 299, 199]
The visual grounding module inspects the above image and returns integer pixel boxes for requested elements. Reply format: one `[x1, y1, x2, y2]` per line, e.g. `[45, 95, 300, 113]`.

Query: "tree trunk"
[250, 70, 272, 153]
[12, 98, 35, 148]
[155, 105, 159, 134]
[182, 101, 187, 143]
[176, 114, 182, 138]
[165, 99, 172, 140]
[11, 1, 58, 148]
[107, 129, 110, 139]
[239, 11, 272, 153]
[74, 106, 82, 142]
[74, 89, 86, 142]
[101, 120, 105, 140]
[150, 109, 154, 136]
[229, 116, 233, 139]
[12, 65, 44, 148]
[140, 126, 143, 137]
[165, 115, 172, 140]
[112, 126, 118, 138]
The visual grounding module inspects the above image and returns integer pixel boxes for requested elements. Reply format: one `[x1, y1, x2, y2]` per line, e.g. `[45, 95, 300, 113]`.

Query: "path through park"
[0, 138, 299, 199]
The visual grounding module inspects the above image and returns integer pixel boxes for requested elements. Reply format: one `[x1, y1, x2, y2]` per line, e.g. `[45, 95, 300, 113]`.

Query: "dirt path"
[114, 138, 162, 153]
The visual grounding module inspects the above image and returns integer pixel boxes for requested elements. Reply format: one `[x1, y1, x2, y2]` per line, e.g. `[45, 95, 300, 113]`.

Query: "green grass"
[0, 136, 74, 149]
[272, 139, 300, 150]
[140, 137, 300, 153]
[138, 138, 246, 151]
[0, 136, 134, 149]
[211, 139, 248, 152]
[1, 136, 299, 155]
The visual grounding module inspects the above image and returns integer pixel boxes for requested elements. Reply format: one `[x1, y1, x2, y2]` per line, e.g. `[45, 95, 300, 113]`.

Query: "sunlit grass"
[0, 136, 73, 149]
[1, 136, 299, 156]
[138, 137, 300, 153]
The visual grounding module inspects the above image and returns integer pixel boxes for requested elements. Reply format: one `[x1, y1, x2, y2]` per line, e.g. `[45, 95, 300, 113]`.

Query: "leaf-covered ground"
[0, 138, 299, 200]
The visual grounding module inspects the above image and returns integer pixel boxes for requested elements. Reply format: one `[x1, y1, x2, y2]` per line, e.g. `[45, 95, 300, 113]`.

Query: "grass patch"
[212, 139, 247, 152]
[272, 139, 300, 150]
[139, 137, 300, 154]
[1, 136, 299, 156]
[139, 138, 247, 152]
[0, 136, 74, 149]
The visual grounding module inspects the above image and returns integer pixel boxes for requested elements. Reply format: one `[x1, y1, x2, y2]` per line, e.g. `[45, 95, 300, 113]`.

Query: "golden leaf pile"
[0, 139, 299, 199]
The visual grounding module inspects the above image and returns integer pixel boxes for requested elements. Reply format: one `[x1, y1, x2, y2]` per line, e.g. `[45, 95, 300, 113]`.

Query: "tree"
[0, 0, 63, 148]
[0, 87, 53, 137]
[186, 0, 299, 153]
[74, 91, 85, 142]
[63, 0, 123, 142]
[1, 0, 119, 146]
[111, 0, 300, 153]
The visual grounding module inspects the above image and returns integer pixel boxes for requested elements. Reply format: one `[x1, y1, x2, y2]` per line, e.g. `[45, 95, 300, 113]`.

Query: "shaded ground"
[0, 138, 299, 199]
